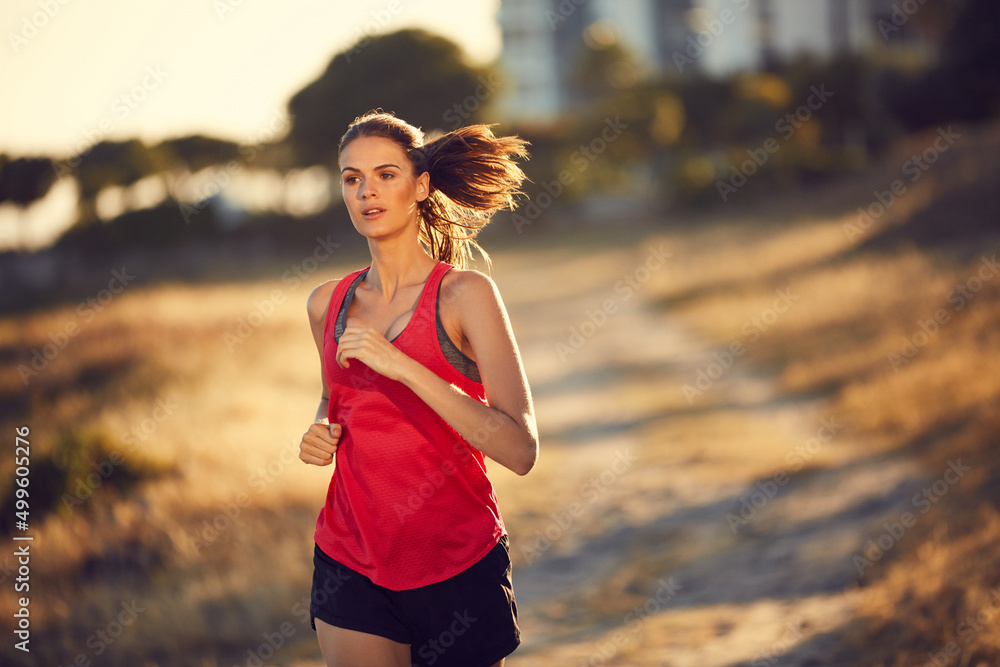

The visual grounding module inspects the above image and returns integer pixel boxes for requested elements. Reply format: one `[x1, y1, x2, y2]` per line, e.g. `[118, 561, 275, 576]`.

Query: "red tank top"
[314, 261, 505, 590]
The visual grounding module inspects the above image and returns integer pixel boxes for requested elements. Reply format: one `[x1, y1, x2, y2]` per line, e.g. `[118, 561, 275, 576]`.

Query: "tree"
[153, 135, 242, 174]
[572, 34, 640, 102]
[285, 29, 490, 167]
[74, 139, 158, 226]
[938, 0, 1000, 118]
[884, 0, 1000, 131]
[0, 156, 56, 207]
[0, 155, 58, 249]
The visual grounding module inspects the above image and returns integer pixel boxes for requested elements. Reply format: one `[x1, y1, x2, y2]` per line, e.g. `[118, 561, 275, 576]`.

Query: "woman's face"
[338, 135, 429, 242]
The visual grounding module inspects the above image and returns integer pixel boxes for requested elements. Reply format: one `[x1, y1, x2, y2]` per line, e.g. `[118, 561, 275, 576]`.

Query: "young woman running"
[298, 111, 537, 667]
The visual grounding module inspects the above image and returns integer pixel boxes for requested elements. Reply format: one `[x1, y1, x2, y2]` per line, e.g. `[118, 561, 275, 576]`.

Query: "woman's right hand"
[299, 422, 342, 466]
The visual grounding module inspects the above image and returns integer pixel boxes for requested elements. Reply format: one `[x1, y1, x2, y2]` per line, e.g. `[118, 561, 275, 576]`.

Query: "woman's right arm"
[299, 280, 342, 466]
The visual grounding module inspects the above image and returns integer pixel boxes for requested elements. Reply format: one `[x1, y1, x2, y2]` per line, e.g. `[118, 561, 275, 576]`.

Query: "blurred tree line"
[0, 0, 996, 256]
[521, 0, 999, 209]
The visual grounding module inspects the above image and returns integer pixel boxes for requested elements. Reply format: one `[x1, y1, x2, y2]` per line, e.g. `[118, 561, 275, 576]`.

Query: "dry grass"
[659, 232, 1000, 666]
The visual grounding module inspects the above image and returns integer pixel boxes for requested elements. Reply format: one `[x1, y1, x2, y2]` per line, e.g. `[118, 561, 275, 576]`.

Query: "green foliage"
[70, 139, 160, 227]
[55, 201, 221, 255]
[672, 76, 744, 148]
[0, 156, 57, 207]
[65, 135, 243, 231]
[573, 41, 639, 102]
[1, 426, 170, 532]
[286, 29, 489, 167]
[883, 0, 1000, 130]
[152, 135, 243, 173]
[784, 55, 871, 145]
[540, 54, 876, 211]
[75, 139, 158, 200]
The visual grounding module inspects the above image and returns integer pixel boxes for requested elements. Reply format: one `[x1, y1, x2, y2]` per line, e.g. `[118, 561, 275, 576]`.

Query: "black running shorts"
[310, 536, 520, 667]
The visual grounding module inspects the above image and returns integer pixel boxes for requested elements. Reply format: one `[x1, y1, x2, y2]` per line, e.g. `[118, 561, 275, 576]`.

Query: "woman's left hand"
[335, 326, 411, 381]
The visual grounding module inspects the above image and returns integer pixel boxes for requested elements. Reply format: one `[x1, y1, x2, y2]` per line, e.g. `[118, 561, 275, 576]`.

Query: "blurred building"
[498, 0, 917, 125]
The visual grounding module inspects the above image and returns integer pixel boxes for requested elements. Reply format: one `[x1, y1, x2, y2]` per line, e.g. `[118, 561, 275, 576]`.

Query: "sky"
[0, 0, 502, 158]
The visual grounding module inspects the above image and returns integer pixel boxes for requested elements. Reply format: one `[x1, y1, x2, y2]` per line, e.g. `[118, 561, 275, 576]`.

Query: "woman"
[298, 111, 538, 667]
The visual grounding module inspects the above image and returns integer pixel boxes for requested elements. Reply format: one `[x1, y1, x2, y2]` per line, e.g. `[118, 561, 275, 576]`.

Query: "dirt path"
[489, 229, 929, 666]
[277, 225, 933, 667]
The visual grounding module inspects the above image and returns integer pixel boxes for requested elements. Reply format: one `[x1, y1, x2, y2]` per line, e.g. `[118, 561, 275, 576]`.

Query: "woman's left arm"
[335, 271, 538, 475]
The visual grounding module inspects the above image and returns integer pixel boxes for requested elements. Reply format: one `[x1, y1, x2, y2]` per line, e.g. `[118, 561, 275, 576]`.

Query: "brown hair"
[338, 111, 528, 269]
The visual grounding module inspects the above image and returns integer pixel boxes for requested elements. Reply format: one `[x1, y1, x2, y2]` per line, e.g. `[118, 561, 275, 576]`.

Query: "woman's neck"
[365, 236, 436, 303]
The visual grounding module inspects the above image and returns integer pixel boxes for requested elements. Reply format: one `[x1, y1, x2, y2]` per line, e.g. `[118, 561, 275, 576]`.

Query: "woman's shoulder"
[440, 267, 501, 308]
[440, 268, 510, 332]
[306, 265, 371, 309]
[306, 278, 341, 327]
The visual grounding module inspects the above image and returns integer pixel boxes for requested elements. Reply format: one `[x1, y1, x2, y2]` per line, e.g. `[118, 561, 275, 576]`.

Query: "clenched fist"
[299, 422, 342, 466]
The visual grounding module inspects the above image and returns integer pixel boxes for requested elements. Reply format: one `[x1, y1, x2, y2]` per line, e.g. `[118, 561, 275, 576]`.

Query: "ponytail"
[339, 112, 529, 269]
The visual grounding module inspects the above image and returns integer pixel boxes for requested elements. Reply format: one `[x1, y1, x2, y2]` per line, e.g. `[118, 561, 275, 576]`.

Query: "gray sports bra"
[333, 270, 482, 383]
